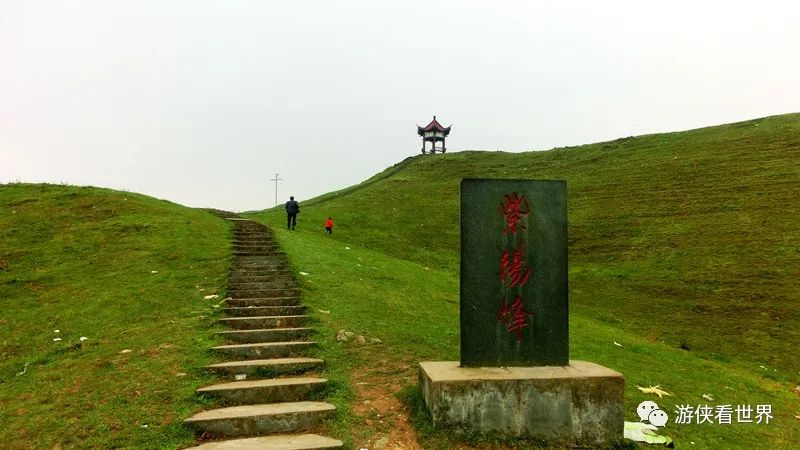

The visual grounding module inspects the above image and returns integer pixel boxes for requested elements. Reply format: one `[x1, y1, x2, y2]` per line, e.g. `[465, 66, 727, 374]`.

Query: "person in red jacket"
[324, 217, 334, 235]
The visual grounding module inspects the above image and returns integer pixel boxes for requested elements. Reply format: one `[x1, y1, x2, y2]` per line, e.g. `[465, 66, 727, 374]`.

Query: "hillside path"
[184, 215, 342, 449]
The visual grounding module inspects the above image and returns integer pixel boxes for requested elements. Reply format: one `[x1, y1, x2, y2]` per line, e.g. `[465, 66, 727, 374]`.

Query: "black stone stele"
[460, 179, 568, 367]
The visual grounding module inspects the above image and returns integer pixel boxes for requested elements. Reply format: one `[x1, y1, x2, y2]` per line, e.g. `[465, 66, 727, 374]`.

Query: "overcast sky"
[2, 1, 798, 211]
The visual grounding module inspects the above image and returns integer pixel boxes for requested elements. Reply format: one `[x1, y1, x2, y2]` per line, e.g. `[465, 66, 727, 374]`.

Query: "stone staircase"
[185, 216, 341, 449]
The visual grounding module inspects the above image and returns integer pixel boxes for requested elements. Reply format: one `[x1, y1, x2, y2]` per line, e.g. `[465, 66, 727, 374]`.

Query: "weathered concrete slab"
[216, 327, 313, 343]
[218, 315, 307, 330]
[225, 297, 301, 307]
[228, 275, 294, 283]
[212, 341, 316, 359]
[206, 357, 324, 376]
[228, 281, 297, 290]
[228, 289, 300, 299]
[184, 401, 335, 437]
[419, 360, 623, 446]
[197, 377, 327, 404]
[184, 434, 343, 449]
[222, 305, 306, 317]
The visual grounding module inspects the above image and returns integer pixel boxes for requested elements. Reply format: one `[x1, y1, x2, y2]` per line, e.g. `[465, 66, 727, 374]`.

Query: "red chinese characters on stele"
[500, 244, 531, 288]
[497, 193, 533, 342]
[501, 192, 530, 235]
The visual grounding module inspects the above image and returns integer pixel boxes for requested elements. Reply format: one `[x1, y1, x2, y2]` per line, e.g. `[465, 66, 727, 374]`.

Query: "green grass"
[246, 113, 800, 448]
[0, 183, 231, 449]
[2, 112, 797, 448]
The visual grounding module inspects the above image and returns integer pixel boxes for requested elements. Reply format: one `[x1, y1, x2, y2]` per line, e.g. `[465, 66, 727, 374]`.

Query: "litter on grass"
[637, 385, 673, 398]
[299, 271, 309, 276]
[624, 421, 673, 446]
[80, 336, 88, 342]
[204, 294, 219, 300]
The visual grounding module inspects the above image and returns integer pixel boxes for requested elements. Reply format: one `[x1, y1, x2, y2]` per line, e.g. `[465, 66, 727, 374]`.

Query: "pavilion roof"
[417, 116, 451, 135]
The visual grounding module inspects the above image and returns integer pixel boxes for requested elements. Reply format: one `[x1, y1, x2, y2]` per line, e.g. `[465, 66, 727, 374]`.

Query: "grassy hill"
[2, 113, 797, 448]
[247, 113, 800, 448]
[0, 184, 230, 449]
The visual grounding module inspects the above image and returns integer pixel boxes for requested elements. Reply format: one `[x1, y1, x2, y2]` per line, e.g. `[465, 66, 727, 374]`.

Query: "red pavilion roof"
[417, 116, 451, 135]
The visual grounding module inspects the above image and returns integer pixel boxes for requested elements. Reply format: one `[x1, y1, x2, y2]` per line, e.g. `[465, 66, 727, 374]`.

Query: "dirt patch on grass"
[350, 349, 421, 450]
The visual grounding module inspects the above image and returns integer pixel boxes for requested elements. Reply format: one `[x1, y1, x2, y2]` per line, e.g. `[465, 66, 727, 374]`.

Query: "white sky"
[1, 0, 798, 211]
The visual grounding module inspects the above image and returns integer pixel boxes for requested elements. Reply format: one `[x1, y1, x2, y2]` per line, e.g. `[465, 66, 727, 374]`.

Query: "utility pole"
[270, 173, 282, 206]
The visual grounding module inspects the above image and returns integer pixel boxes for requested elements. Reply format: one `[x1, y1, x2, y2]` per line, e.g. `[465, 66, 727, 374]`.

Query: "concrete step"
[233, 257, 287, 263]
[233, 251, 286, 257]
[228, 281, 296, 289]
[232, 248, 281, 254]
[206, 357, 324, 376]
[233, 244, 281, 250]
[212, 341, 316, 358]
[236, 252, 286, 261]
[222, 305, 306, 317]
[233, 256, 286, 262]
[231, 265, 290, 271]
[233, 261, 286, 266]
[216, 327, 313, 343]
[184, 402, 336, 437]
[184, 434, 343, 450]
[231, 268, 291, 276]
[225, 297, 301, 307]
[196, 377, 327, 404]
[232, 240, 275, 245]
[233, 236, 272, 241]
[228, 281, 296, 290]
[228, 275, 294, 283]
[229, 289, 300, 298]
[230, 278, 294, 284]
[233, 262, 289, 270]
[218, 315, 307, 330]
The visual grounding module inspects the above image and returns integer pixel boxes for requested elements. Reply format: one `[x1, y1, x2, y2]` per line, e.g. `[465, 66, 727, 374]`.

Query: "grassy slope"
[0, 184, 230, 449]
[247, 113, 800, 448]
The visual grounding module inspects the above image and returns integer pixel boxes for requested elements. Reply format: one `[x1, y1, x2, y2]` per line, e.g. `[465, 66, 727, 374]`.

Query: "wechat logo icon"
[625, 401, 673, 446]
[637, 401, 668, 427]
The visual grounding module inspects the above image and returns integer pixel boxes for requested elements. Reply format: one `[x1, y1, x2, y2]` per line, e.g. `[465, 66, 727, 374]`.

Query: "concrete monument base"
[419, 360, 624, 446]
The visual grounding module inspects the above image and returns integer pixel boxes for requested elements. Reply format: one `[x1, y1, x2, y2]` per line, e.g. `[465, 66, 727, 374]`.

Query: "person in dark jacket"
[285, 196, 300, 230]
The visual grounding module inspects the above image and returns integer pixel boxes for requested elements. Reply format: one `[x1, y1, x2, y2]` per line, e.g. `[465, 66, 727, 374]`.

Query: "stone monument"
[419, 179, 624, 446]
